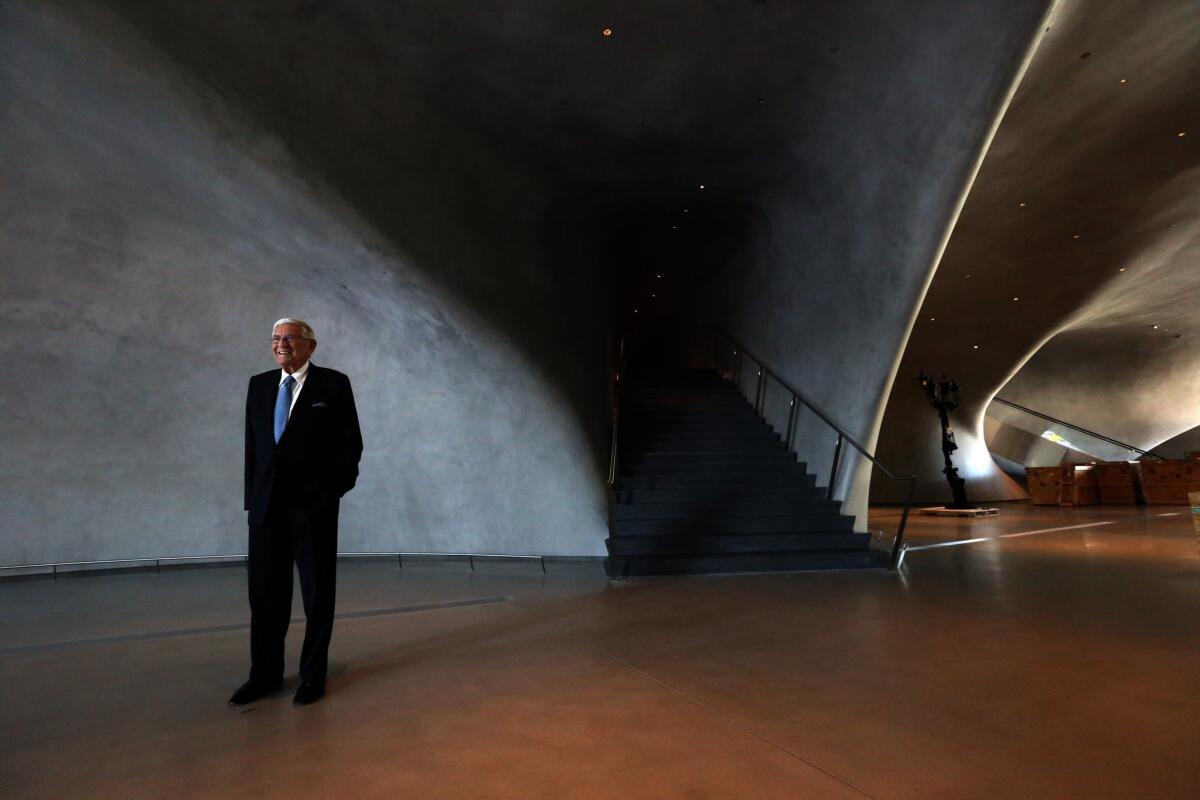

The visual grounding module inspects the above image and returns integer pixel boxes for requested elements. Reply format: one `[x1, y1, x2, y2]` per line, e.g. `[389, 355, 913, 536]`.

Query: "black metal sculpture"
[918, 371, 971, 508]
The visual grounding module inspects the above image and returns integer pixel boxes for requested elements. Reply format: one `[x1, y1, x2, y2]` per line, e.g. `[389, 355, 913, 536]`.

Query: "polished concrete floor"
[2, 502, 1197, 799]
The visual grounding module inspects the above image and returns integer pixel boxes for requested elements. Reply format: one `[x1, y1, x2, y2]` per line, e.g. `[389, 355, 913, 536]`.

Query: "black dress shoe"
[293, 681, 326, 706]
[228, 679, 281, 706]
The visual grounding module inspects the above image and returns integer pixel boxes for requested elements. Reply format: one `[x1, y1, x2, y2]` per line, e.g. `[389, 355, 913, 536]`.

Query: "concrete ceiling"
[875, 0, 1200, 501]
[104, 0, 1048, 197]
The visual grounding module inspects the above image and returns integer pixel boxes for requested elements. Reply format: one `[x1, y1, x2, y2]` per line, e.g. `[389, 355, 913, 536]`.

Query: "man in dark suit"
[229, 318, 363, 707]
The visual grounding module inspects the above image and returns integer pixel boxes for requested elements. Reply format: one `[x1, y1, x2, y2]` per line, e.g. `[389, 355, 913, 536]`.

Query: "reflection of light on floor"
[900, 520, 1121, 566]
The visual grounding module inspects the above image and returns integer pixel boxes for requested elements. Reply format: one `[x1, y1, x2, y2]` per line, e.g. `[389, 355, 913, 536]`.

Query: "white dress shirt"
[279, 360, 311, 420]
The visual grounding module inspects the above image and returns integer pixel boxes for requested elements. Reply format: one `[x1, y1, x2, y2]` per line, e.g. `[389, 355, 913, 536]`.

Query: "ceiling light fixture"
[973, 345, 980, 350]
[1073, 234, 1081, 239]
[1119, 78, 1127, 84]
[1019, 202, 1026, 207]
[1119, 267, 1126, 272]
[1012, 297, 1019, 301]
[698, 185, 706, 190]
[1178, 131, 1187, 137]
[602, 28, 612, 37]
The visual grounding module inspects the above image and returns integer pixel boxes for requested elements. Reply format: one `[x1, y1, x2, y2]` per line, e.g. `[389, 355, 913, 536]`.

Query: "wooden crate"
[1059, 464, 1098, 507]
[1140, 460, 1200, 505]
[1094, 461, 1142, 505]
[1026, 466, 1060, 505]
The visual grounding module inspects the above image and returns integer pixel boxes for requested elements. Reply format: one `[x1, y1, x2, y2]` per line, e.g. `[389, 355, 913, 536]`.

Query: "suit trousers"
[248, 492, 339, 685]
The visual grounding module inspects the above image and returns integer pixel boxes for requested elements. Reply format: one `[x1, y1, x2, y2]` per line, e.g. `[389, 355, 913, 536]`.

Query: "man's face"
[271, 323, 316, 373]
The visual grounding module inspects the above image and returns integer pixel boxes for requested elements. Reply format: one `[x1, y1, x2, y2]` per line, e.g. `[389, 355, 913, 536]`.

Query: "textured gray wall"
[0, 2, 611, 566]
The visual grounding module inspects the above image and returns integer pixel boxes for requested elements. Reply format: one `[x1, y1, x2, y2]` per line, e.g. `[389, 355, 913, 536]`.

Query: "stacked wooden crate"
[1058, 464, 1098, 507]
[1025, 465, 1098, 506]
[1026, 466, 1060, 505]
[1140, 460, 1200, 505]
[1094, 461, 1142, 504]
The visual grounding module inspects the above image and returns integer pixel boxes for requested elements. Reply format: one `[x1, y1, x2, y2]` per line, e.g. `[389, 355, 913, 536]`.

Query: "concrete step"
[610, 500, 841, 518]
[606, 531, 868, 556]
[605, 548, 887, 577]
[618, 474, 819, 489]
[610, 514, 854, 535]
[615, 486, 828, 503]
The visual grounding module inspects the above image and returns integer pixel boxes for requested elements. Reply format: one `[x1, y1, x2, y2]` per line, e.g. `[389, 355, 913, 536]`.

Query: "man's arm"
[333, 375, 363, 497]
[245, 378, 256, 511]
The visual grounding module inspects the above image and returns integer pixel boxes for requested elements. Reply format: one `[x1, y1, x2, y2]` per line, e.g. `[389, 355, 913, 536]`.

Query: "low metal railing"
[0, 551, 567, 580]
[713, 330, 918, 570]
[991, 396, 1166, 461]
[607, 336, 626, 487]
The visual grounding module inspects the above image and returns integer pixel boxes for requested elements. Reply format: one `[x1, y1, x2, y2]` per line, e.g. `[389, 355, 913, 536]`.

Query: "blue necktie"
[274, 375, 296, 443]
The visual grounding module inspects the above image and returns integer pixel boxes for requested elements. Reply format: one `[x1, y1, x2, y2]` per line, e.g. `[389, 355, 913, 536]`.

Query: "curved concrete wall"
[2, 0, 1061, 564]
[875, 0, 1200, 503]
[0, 2, 611, 566]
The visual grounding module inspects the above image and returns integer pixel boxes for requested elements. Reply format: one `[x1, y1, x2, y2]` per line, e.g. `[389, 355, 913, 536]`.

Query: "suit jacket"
[245, 364, 363, 527]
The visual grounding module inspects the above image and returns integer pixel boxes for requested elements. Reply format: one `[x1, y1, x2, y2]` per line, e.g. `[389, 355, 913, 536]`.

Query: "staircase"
[606, 369, 885, 577]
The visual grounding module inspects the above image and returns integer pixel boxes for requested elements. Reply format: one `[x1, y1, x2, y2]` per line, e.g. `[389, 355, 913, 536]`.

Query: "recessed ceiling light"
[972, 345, 980, 349]
[1152, 324, 1158, 329]
[651, 294, 656, 298]
[1119, 267, 1126, 272]
[1012, 297, 1020, 301]
[1073, 234, 1081, 239]
[1119, 78, 1127, 84]
[602, 28, 612, 37]
[1018, 202, 1026, 207]
[698, 184, 706, 190]
[683, 209, 689, 213]
[656, 274, 661, 278]
[930, 317, 936, 321]
[965, 274, 972, 278]
[1178, 131, 1187, 137]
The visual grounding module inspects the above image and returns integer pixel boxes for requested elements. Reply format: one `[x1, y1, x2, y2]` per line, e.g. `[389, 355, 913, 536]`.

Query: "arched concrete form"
[2, 0, 1055, 564]
[875, 0, 1200, 503]
[693, 3, 1053, 522]
[1155, 425, 1200, 459]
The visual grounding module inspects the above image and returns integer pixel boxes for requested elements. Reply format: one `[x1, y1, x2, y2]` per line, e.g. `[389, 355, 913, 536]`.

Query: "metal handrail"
[607, 337, 626, 487]
[991, 397, 1166, 460]
[714, 329, 917, 569]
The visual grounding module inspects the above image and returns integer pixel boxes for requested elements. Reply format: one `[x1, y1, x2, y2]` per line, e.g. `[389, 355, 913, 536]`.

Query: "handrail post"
[733, 348, 742, 392]
[754, 369, 766, 416]
[607, 337, 624, 488]
[784, 397, 798, 454]
[888, 475, 917, 570]
[826, 433, 844, 501]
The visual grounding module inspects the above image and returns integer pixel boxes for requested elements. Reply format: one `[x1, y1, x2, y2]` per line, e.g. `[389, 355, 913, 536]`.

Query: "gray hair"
[272, 318, 316, 340]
